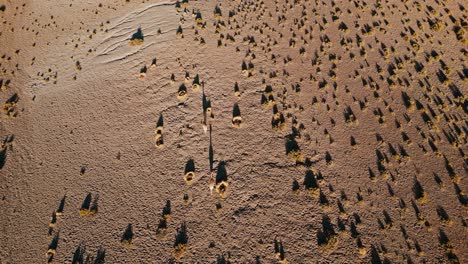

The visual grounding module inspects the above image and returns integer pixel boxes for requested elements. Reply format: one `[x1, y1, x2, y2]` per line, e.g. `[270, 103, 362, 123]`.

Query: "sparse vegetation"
[3, 0, 467, 262]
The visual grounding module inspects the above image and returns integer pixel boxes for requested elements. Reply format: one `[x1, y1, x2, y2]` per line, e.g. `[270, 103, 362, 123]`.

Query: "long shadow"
[317, 214, 336, 246]
[174, 222, 188, 248]
[285, 135, 300, 156]
[72, 243, 85, 264]
[209, 125, 214, 172]
[80, 193, 92, 211]
[303, 170, 318, 190]
[95, 247, 106, 264]
[232, 103, 241, 117]
[216, 161, 227, 184]
[370, 245, 382, 264]
[121, 224, 134, 244]
[184, 159, 195, 174]
[157, 114, 164, 128]
[0, 146, 7, 169]
[162, 200, 171, 217]
[202, 87, 208, 112]
[90, 195, 99, 214]
[48, 233, 59, 254]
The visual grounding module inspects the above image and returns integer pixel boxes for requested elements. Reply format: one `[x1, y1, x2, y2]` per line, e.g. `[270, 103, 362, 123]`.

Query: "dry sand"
[0, 0, 467, 263]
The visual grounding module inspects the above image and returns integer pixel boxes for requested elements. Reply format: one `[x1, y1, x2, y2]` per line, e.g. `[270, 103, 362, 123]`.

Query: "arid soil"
[0, 0, 467, 263]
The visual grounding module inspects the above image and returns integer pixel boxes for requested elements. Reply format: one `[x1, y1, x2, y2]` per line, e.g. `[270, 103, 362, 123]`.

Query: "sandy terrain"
[0, 0, 467, 263]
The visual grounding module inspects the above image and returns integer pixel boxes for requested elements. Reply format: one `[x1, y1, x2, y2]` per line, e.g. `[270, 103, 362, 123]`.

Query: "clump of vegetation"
[438, 229, 460, 263]
[0, 145, 7, 169]
[47, 233, 59, 257]
[175, 1, 182, 12]
[343, 106, 357, 124]
[271, 104, 285, 130]
[121, 224, 134, 247]
[215, 161, 229, 197]
[232, 103, 242, 127]
[184, 159, 195, 184]
[156, 200, 171, 236]
[192, 74, 201, 90]
[56, 195, 65, 217]
[162, 200, 171, 219]
[178, 83, 188, 99]
[356, 237, 366, 256]
[195, 10, 203, 25]
[74, 61, 82, 71]
[94, 247, 106, 264]
[174, 222, 188, 258]
[303, 170, 319, 196]
[155, 114, 164, 147]
[411, 200, 431, 230]
[234, 82, 240, 97]
[3, 93, 19, 117]
[79, 193, 98, 217]
[325, 151, 333, 166]
[285, 135, 302, 162]
[317, 215, 337, 250]
[436, 205, 452, 226]
[183, 194, 189, 205]
[49, 211, 57, 228]
[129, 28, 144, 45]
[413, 178, 427, 203]
[156, 218, 168, 236]
[176, 25, 184, 38]
[0, 79, 10, 91]
[214, 5, 222, 19]
[319, 190, 330, 209]
[139, 65, 147, 79]
[273, 238, 286, 263]
[292, 179, 300, 193]
[71, 243, 86, 264]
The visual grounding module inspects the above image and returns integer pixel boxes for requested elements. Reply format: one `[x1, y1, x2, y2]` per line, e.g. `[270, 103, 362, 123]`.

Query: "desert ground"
[0, 0, 467, 263]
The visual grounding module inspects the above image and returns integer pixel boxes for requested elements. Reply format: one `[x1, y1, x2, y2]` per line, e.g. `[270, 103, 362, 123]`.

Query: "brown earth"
[0, 0, 467, 263]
